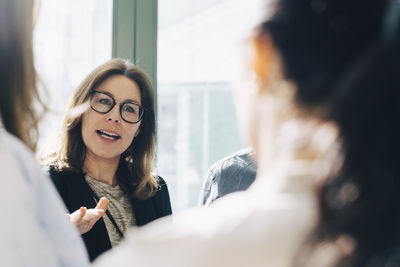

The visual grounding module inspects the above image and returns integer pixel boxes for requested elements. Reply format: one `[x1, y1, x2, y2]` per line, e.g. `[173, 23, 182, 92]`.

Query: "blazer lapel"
[130, 197, 157, 226]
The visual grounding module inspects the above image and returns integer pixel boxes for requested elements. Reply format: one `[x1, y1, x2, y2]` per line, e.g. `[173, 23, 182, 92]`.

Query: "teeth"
[97, 130, 120, 140]
[102, 130, 119, 137]
[100, 134, 117, 140]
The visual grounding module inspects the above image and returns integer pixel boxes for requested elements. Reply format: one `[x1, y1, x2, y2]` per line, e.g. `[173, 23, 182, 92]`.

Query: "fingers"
[79, 206, 87, 218]
[95, 197, 109, 212]
[68, 206, 87, 223]
[67, 198, 109, 235]
[67, 201, 109, 235]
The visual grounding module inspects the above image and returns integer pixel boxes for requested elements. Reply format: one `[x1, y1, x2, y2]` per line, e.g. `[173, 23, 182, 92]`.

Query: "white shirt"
[95, 166, 317, 267]
[0, 130, 89, 266]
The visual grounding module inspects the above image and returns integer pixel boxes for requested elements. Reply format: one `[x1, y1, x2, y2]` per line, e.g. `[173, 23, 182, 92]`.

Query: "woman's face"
[81, 74, 142, 163]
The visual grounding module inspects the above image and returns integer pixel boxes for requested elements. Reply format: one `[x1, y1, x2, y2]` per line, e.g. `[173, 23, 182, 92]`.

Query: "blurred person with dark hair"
[0, 0, 89, 265]
[95, 1, 400, 266]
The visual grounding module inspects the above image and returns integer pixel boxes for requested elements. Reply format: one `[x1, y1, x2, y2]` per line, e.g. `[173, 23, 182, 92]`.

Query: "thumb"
[95, 197, 109, 211]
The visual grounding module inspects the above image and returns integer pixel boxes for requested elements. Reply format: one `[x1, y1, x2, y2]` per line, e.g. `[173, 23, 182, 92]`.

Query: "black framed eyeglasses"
[90, 90, 144, 124]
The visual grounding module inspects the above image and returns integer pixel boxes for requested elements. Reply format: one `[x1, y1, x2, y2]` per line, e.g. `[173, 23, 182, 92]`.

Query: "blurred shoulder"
[0, 129, 42, 181]
[208, 147, 256, 176]
[0, 129, 34, 160]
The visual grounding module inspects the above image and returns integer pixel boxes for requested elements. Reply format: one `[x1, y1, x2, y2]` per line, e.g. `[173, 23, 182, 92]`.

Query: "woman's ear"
[252, 32, 279, 94]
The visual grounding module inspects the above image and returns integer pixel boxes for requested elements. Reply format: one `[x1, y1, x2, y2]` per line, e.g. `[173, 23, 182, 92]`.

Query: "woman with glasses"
[43, 58, 172, 262]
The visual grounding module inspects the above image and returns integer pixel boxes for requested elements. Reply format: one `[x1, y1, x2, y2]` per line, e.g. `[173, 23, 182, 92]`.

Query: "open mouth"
[96, 130, 121, 140]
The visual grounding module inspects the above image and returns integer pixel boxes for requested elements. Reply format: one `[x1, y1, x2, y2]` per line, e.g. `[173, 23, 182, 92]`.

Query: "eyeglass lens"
[90, 91, 143, 123]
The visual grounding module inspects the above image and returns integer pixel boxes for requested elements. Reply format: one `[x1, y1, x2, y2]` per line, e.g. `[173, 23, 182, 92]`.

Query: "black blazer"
[49, 167, 172, 262]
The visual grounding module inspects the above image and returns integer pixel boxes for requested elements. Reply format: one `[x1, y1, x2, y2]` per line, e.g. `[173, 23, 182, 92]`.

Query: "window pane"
[158, 0, 265, 211]
[34, 0, 113, 149]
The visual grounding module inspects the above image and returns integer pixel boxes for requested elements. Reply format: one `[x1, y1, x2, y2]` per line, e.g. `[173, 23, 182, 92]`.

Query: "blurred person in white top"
[0, 0, 90, 265]
[95, 0, 400, 266]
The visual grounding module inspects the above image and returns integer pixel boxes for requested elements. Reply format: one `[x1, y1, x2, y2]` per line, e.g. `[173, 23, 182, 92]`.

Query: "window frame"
[112, 0, 158, 96]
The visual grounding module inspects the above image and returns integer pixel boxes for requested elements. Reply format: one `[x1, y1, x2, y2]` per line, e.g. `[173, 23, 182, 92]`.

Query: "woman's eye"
[99, 98, 112, 106]
[124, 105, 136, 113]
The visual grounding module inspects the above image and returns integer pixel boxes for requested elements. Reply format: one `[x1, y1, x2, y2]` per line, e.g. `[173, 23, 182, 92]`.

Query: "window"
[157, 0, 265, 211]
[34, 0, 113, 149]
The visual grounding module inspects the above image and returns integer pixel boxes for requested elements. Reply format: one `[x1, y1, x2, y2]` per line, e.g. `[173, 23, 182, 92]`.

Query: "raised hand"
[68, 197, 109, 234]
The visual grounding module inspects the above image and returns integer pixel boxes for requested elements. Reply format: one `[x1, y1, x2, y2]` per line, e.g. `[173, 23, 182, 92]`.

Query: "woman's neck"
[83, 154, 120, 186]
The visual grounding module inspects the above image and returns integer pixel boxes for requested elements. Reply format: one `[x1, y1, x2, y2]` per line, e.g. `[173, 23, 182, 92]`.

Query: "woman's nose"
[106, 106, 121, 123]
[107, 116, 120, 123]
